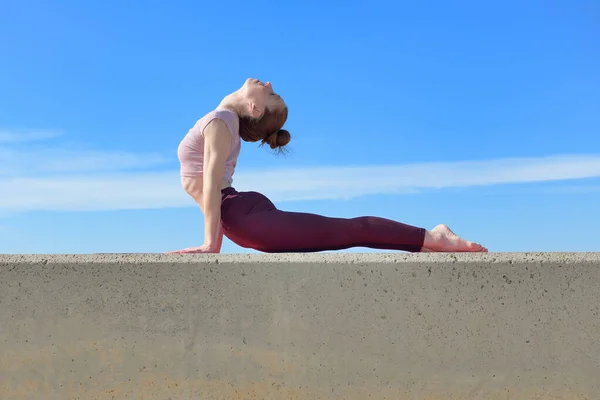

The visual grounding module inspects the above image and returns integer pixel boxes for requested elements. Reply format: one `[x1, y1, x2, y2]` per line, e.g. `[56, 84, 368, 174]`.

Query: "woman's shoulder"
[202, 108, 238, 124]
[199, 108, 240, 138]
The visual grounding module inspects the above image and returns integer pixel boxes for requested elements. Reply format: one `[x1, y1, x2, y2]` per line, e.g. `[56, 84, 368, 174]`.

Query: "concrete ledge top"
[1, 252, 599, 265]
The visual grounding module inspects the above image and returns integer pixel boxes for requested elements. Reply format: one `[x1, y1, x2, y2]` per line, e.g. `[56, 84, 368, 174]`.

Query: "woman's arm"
[201, 118, 232, 251]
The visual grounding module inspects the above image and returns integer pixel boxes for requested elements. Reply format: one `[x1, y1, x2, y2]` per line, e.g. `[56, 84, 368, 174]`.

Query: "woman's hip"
[220, 187, 276, 223]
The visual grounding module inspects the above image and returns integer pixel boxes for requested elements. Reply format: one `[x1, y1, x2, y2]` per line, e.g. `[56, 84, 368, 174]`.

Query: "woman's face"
[243, 78, 286, 117]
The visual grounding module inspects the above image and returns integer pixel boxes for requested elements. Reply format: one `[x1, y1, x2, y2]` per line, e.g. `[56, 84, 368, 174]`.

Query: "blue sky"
[1, 0, 599, 254]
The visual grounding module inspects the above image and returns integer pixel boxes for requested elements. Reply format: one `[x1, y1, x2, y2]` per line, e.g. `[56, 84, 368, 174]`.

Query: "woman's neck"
[217, 91, 245, 116]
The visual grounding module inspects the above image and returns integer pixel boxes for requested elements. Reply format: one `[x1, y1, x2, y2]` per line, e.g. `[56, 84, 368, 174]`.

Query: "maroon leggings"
[220, 187, 425, 253]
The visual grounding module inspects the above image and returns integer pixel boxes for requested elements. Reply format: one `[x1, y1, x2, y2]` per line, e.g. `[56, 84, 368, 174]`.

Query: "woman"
[168, 78, 487, 254]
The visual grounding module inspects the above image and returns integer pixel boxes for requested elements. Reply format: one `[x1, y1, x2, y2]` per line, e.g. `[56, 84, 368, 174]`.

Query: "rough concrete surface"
[0, 252, 599, 399]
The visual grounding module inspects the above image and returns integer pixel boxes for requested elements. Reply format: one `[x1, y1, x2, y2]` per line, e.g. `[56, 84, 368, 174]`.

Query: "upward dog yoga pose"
[168, 78, 488, 254]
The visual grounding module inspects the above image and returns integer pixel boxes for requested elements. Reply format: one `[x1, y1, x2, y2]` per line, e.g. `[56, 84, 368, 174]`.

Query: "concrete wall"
[1, 252, 598, 399]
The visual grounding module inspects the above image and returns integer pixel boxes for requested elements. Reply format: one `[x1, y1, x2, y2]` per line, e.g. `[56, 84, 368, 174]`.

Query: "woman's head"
[238, 78, 290, 151]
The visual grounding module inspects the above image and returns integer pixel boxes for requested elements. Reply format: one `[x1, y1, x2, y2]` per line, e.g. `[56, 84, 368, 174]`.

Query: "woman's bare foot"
[422, 224, 488, 252]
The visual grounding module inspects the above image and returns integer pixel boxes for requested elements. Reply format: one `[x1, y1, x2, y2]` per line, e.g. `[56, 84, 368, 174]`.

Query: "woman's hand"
[165, 244, 218, 254]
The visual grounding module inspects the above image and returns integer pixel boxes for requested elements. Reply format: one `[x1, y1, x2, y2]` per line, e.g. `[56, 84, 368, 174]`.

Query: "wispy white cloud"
[1, 129, 600, 212]
[498, 184, 600, 196]
[1, 156, 600, 212]
[234, 154, 600, 201]
[0, 129, 63, 144]
[0, 173, 185, 211]
[0, 128, 170, 176]
[0, 147, 169, 176]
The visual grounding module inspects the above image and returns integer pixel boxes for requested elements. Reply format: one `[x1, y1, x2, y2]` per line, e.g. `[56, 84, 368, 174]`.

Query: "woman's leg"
[221, 189, 487, 253]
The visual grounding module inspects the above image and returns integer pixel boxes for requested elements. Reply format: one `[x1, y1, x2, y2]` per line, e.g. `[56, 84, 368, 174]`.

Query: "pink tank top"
[177, 109, 241, 185]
